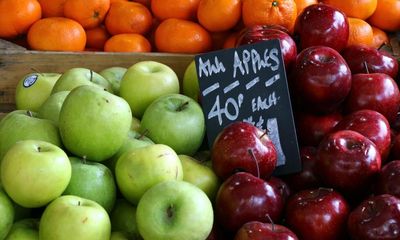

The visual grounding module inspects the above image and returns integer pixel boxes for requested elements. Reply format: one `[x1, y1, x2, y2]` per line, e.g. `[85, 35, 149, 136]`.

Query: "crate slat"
[0, 47, 194, 113]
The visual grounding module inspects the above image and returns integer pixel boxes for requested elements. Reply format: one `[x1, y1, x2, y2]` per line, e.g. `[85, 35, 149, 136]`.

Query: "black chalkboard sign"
[195, 39, 301, 175]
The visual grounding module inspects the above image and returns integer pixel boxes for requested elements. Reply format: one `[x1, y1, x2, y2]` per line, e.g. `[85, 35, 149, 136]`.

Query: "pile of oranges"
[0, 0, 398, 53]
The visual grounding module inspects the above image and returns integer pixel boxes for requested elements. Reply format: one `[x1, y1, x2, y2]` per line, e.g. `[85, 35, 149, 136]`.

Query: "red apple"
[294, 3, 349, 51]
[315, 130, 382, 194]
[282, 146, 320, 192]
[347, 194, 400, 240]
[341, 44, 399, 79]
[234, 221, 298, 240]
[215, 172, 284, 233]
[211, 121, 277, 180]
[236, 25, 297, 69]
[344, 73, 400, 124]
[269, 176, 291, 207]
[289, 46, 352, 114]
[375, 160, 400, 198]
[285, 188, 350, 240]
[333, 109, 391, 162]
[295, 111, 342, 146]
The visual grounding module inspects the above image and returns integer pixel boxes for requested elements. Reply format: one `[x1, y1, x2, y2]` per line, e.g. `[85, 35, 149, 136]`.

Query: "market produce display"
[1, 0, 400, 240]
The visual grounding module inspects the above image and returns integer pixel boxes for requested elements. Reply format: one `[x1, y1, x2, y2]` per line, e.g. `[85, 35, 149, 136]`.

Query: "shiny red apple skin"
[344, 73, 400, 124]
[295, 111, 342, 146]
[269, 176, 291, 206]
[282, 146, 320, 192]
[341, 44, 399, 79]
[234, 221, 299, 240]
[315, 130, 382, 194]
[375, 160, 400, 198]
[333, 109, 391, 162]
[289, 46, 352, 114]
[285, 188, 350, 240]
[236, 25, 297, 69]
[211, 121, 277, 180]
[347, 194, 400, 240]
[215, 172, 284, 233]
[294, 3, 349, 51]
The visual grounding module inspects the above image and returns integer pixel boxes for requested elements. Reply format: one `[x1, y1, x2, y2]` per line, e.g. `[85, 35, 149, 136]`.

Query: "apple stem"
[89, 70, 93, 82]
[37, 146, 41, 152]
[266, 214, 275, 232]
[260, 129, 269, 139]
[82, 156, 87, 164]
[176, 101, 189, 112]
[26, 110, 33, 117]
[248, 149, 260, 178]
[363, 61, 370, 74]
[78, 201, 81, 206]
[137, 129, 149, 140]
[167, 204, 174, 218]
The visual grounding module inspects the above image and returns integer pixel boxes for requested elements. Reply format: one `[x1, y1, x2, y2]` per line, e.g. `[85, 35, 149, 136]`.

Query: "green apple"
[39, 195, 111, 240]
[110, 231, 132, 240]
[4, 218, 39, 240]
[0, 110, 61, 161]
[62, 157, 116, 213]
[15, 72, 61, 112]
[140, 93, 205, 156]
[131, 117, 141, 132]
[110, 199, 140, 239]
[115, 144, 183, 205]
[182, 60, 200, 102]
[1, 140, 71, 208]
[0, 187, 14, 240]
[136, 180, 214, 240]
[178, 154, 220, 201]
[105, 130, 154, 173]
[51, 68, 113, 94]
[37, 91, 70, 125]
[59, 85, 132, 162]
[119, 61, 180, 118]
[99, 67, 127, 95]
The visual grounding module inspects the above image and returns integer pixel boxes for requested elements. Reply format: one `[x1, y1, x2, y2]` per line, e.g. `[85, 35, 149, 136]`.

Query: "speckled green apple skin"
[59, 85, 132, 162]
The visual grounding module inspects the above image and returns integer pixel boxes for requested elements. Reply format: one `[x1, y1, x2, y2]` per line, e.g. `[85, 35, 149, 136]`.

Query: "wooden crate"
[0, 39, 195, 113]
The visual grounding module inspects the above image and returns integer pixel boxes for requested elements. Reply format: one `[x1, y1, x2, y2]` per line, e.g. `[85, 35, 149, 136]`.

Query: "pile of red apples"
[208, 3, 400, 240]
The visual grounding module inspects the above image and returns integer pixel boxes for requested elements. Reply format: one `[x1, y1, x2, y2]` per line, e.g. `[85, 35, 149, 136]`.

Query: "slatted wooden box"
[0, 39, 194, 113]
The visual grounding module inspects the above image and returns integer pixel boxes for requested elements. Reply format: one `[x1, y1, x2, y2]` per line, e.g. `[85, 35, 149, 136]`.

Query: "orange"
[242, 0, 297, 32]
[371, 26, 389, 49]
[105, 2, 153, 35]
[347, 17, 374, 47]
[37, 0, 66, 17]
[151, 0, 200, 20]
[154, 18, 212, 53]
[63, 0, 110, 29]
[86, 25, 110, 50]
[0, 0, 42, 39]
[294, 0, 317, 15]
[368, 0, 400, 32]
[321, 0, 377, 20]
[104, 33, 151, 52]
[197, 0, 241, 32]
[27, 17, 86, 51]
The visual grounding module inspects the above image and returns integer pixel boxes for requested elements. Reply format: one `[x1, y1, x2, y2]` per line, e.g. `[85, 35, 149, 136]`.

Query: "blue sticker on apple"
[23, 74, 38, 88]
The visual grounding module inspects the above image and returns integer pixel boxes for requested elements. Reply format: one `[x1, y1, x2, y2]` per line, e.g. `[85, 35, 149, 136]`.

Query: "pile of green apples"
[0, 60, 219, 240]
